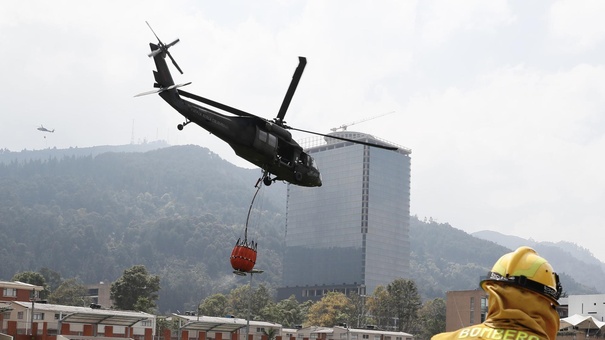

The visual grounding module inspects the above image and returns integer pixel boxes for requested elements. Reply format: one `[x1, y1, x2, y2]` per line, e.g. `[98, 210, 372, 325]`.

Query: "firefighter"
[432, 246, 563, 340]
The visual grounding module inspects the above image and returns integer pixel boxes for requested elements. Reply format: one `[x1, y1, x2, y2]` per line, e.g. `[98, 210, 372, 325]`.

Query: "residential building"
[0, 280, 43, 303]
[2, 302, 154, 339]
[1, 280, 154, 340]
[278, 132, 411, 301]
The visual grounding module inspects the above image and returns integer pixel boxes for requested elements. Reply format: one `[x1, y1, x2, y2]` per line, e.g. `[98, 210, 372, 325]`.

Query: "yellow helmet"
[480, 246, 562, 303]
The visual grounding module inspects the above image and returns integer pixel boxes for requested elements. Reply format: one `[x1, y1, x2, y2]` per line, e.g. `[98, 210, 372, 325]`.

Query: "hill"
[0, 144, 600, 313]
[0, 140, 170, 164]
[409, 219, 599, 299]
[0, 144, 286, 312]
[473, 230, 605, 292]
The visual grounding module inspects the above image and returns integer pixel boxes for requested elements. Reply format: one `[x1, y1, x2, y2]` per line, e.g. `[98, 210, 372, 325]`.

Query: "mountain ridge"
[473, 230, 605, 271]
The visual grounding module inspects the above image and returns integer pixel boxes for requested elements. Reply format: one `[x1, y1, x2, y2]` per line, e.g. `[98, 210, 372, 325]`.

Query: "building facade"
[293, 325, 413, 340]
[444, 290, 488, 331]
[85, 282, 112, 309]
[567, 294, 605, 322]
[278, 132, 411, 301]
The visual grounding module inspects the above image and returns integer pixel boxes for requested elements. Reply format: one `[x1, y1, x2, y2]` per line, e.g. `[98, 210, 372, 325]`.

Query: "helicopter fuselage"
[140, 29, 397, 187]
[151, 54, 321, 187]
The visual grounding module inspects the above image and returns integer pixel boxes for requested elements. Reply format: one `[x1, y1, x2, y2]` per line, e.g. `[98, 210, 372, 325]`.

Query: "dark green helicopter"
[136, 23, 396, 187]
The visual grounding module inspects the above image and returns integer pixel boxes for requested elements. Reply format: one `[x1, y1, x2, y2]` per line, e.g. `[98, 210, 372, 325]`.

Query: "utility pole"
[234, 269, 264, 340]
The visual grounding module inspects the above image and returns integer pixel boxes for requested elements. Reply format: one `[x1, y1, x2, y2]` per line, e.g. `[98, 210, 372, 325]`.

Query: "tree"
[12, 271, 49, 299]
[199, 293, 228, 317]
[110, 265, 160, 312]
[416, 298, 446, 340]
[386, 279, 422, 333]
[227, 284, 251, 318]
[251, 284, 273, 319]
[48, 278, 92, 306]
[366, 279, 422, 332]
[227, 283, 273, 320]
[366, 286, 392, 329]
[305, 292, 355, 327]
[260, 295, 306, 327]
[348, 292, 367, 328]
[262, 328, 278, 340]
[39, 267, 63, 292]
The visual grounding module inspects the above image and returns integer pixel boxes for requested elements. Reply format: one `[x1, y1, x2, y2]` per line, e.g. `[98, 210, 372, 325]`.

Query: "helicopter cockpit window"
[258, 130, 278, 148]
[267, 133, 277, 148]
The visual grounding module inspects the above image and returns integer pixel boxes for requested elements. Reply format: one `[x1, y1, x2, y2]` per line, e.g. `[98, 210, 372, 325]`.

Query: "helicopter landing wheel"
[177, 119, 191, 131]
[263, 176, 273, 186]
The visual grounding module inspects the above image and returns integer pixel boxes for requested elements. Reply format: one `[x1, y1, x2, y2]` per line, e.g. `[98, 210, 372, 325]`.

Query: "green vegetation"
[110, 265, 160, 313]
[0, 145, 285, 312]
[49, 278, 92, 306]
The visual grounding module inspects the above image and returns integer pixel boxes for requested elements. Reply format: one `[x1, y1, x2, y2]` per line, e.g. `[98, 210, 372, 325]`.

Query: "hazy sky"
[3, 1, 605, 262]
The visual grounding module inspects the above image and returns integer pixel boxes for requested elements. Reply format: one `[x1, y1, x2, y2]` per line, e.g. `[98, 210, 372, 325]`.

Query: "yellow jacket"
[432, 283, 560, 340]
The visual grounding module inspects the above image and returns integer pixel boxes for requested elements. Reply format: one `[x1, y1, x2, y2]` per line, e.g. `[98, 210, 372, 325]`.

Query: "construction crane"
[330, 111, 395, 132]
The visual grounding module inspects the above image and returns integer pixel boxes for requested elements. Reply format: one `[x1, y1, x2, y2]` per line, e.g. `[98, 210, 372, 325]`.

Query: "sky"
[3, 1, 605, 262]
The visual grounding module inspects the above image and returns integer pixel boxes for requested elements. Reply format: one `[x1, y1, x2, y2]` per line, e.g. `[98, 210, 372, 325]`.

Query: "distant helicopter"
[136, 23, 397, 187]
[37, 125, 54, 133]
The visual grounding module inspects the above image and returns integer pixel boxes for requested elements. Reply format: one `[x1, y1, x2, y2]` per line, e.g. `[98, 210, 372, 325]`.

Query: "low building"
[1, 280, 44, 302]
[1, 280, 155, 340]
[170, 314, 281, 340]
[169, 315, 414, 340]
[294, 326, 333, 340]
[444, 290, 488, 331]
[1, 280, 45, 337]
[332, 326, 413, 340]
[85, 282, 112, 309]
[1, 301, 155, 340]
[285, 325, 413, 340]
[567, 294, 605, 322]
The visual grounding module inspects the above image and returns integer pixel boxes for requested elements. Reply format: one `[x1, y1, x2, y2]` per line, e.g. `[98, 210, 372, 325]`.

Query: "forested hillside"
[0, 145, 287, 312]
[410, 218, 600, 299]
[0, 144, 599, 314]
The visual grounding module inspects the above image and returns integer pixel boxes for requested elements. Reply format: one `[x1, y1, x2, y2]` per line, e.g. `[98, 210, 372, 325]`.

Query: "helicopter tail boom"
[134, 39, 191, 98]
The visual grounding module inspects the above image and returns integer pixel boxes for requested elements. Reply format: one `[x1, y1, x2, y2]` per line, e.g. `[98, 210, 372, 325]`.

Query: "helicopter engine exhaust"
[265, 122, 292, 141]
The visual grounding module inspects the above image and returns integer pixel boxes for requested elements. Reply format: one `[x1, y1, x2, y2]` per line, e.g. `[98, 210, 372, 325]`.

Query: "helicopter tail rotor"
[145, 21, 183, 74]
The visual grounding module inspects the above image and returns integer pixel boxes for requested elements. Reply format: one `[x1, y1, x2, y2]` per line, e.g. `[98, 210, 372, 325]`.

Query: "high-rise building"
[277, 131, 411, 301]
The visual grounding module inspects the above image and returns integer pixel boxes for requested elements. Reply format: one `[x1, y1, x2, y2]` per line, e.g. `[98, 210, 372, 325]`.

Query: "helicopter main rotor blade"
[287, 126, 398, 151]
[178, 89, 257, 118]
[146, 21, 161, 44]
[276, 56, 306, 124]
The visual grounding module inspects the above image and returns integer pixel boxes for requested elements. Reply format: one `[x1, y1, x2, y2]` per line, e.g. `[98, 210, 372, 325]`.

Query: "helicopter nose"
[312, 173, 322, 187]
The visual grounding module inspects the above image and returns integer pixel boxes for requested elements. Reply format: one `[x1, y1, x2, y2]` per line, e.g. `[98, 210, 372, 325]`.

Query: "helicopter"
[136, 23, 397, 187]
[37, 125, 54, 133]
